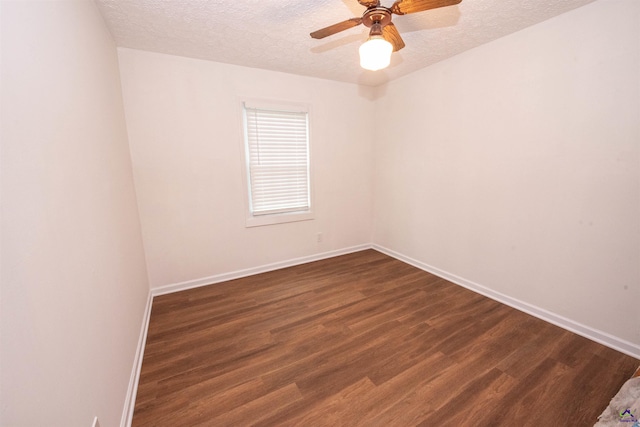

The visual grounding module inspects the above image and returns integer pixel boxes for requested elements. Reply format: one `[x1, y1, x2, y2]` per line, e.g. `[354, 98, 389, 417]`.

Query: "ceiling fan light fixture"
[312, 0, 463, 71]
[359, 35, 392, 71]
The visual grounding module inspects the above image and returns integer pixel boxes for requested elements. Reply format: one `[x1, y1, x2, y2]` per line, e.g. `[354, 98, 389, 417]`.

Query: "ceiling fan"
[310, 0, 462, 71]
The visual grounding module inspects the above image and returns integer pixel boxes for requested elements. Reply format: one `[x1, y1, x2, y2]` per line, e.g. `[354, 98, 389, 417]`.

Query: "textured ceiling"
[95, 0, 597, 86]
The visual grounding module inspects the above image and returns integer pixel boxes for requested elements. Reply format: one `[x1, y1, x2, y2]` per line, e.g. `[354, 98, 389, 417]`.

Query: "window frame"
[240, 98, 314, 228]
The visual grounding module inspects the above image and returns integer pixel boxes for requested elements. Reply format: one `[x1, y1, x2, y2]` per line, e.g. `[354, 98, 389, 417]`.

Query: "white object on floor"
[595, 377, 640, 427]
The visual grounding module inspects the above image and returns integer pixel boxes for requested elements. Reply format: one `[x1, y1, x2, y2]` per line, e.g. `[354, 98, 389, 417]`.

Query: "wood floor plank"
[132, 249, 639, 426]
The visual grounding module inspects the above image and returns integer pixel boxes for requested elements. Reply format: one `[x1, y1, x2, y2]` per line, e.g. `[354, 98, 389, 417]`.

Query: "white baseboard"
[121, 291, 153, 427]
[151, 244, 372, 297]
[373, 244, 640, 360]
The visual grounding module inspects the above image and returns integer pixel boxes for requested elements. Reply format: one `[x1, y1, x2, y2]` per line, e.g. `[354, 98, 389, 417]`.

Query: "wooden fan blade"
[310, 18, 363, 39]
[391, 0, 461, 15]
[383, 23, 405, 52]
[357, 0, 380, 7]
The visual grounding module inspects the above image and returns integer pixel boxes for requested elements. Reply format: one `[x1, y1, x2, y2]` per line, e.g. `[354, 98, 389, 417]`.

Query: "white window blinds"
[243, 104, 310, 216]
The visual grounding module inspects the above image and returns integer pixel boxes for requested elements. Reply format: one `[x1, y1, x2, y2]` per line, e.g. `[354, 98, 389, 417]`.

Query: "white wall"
[1, 1, 149, 426]
[373, 0, 640, 348]
[118, 48, 374, 290]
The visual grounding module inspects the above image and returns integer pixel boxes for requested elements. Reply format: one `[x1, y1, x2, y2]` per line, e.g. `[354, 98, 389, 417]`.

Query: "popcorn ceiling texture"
[95, 0, 597, 86]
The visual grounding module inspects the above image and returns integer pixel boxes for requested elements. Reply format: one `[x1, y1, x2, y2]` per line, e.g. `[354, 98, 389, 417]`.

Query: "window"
[242, 101, 312, 227]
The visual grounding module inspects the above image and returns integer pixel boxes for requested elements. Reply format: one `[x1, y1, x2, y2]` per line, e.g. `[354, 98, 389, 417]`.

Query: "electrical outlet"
[316, 232, 323, 243]
[92, 416, 101, 427]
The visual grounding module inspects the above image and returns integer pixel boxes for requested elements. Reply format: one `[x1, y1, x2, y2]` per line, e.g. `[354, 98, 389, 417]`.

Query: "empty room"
[2, 0, 639, 426]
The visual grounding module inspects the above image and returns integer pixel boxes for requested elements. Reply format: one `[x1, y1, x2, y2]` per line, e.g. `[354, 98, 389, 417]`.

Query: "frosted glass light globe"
[359, 36, 393, 71]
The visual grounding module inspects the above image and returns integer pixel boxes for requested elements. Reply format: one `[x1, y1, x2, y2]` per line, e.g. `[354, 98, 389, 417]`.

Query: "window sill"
[245, 211, 314, 228]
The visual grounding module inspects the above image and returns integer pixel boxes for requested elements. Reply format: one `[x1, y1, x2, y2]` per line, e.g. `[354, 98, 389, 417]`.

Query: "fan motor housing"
[362, 7, 392, 27]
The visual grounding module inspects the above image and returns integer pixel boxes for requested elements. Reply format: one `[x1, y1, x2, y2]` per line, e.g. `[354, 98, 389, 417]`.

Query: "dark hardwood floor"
[132, 250, 639, 426]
